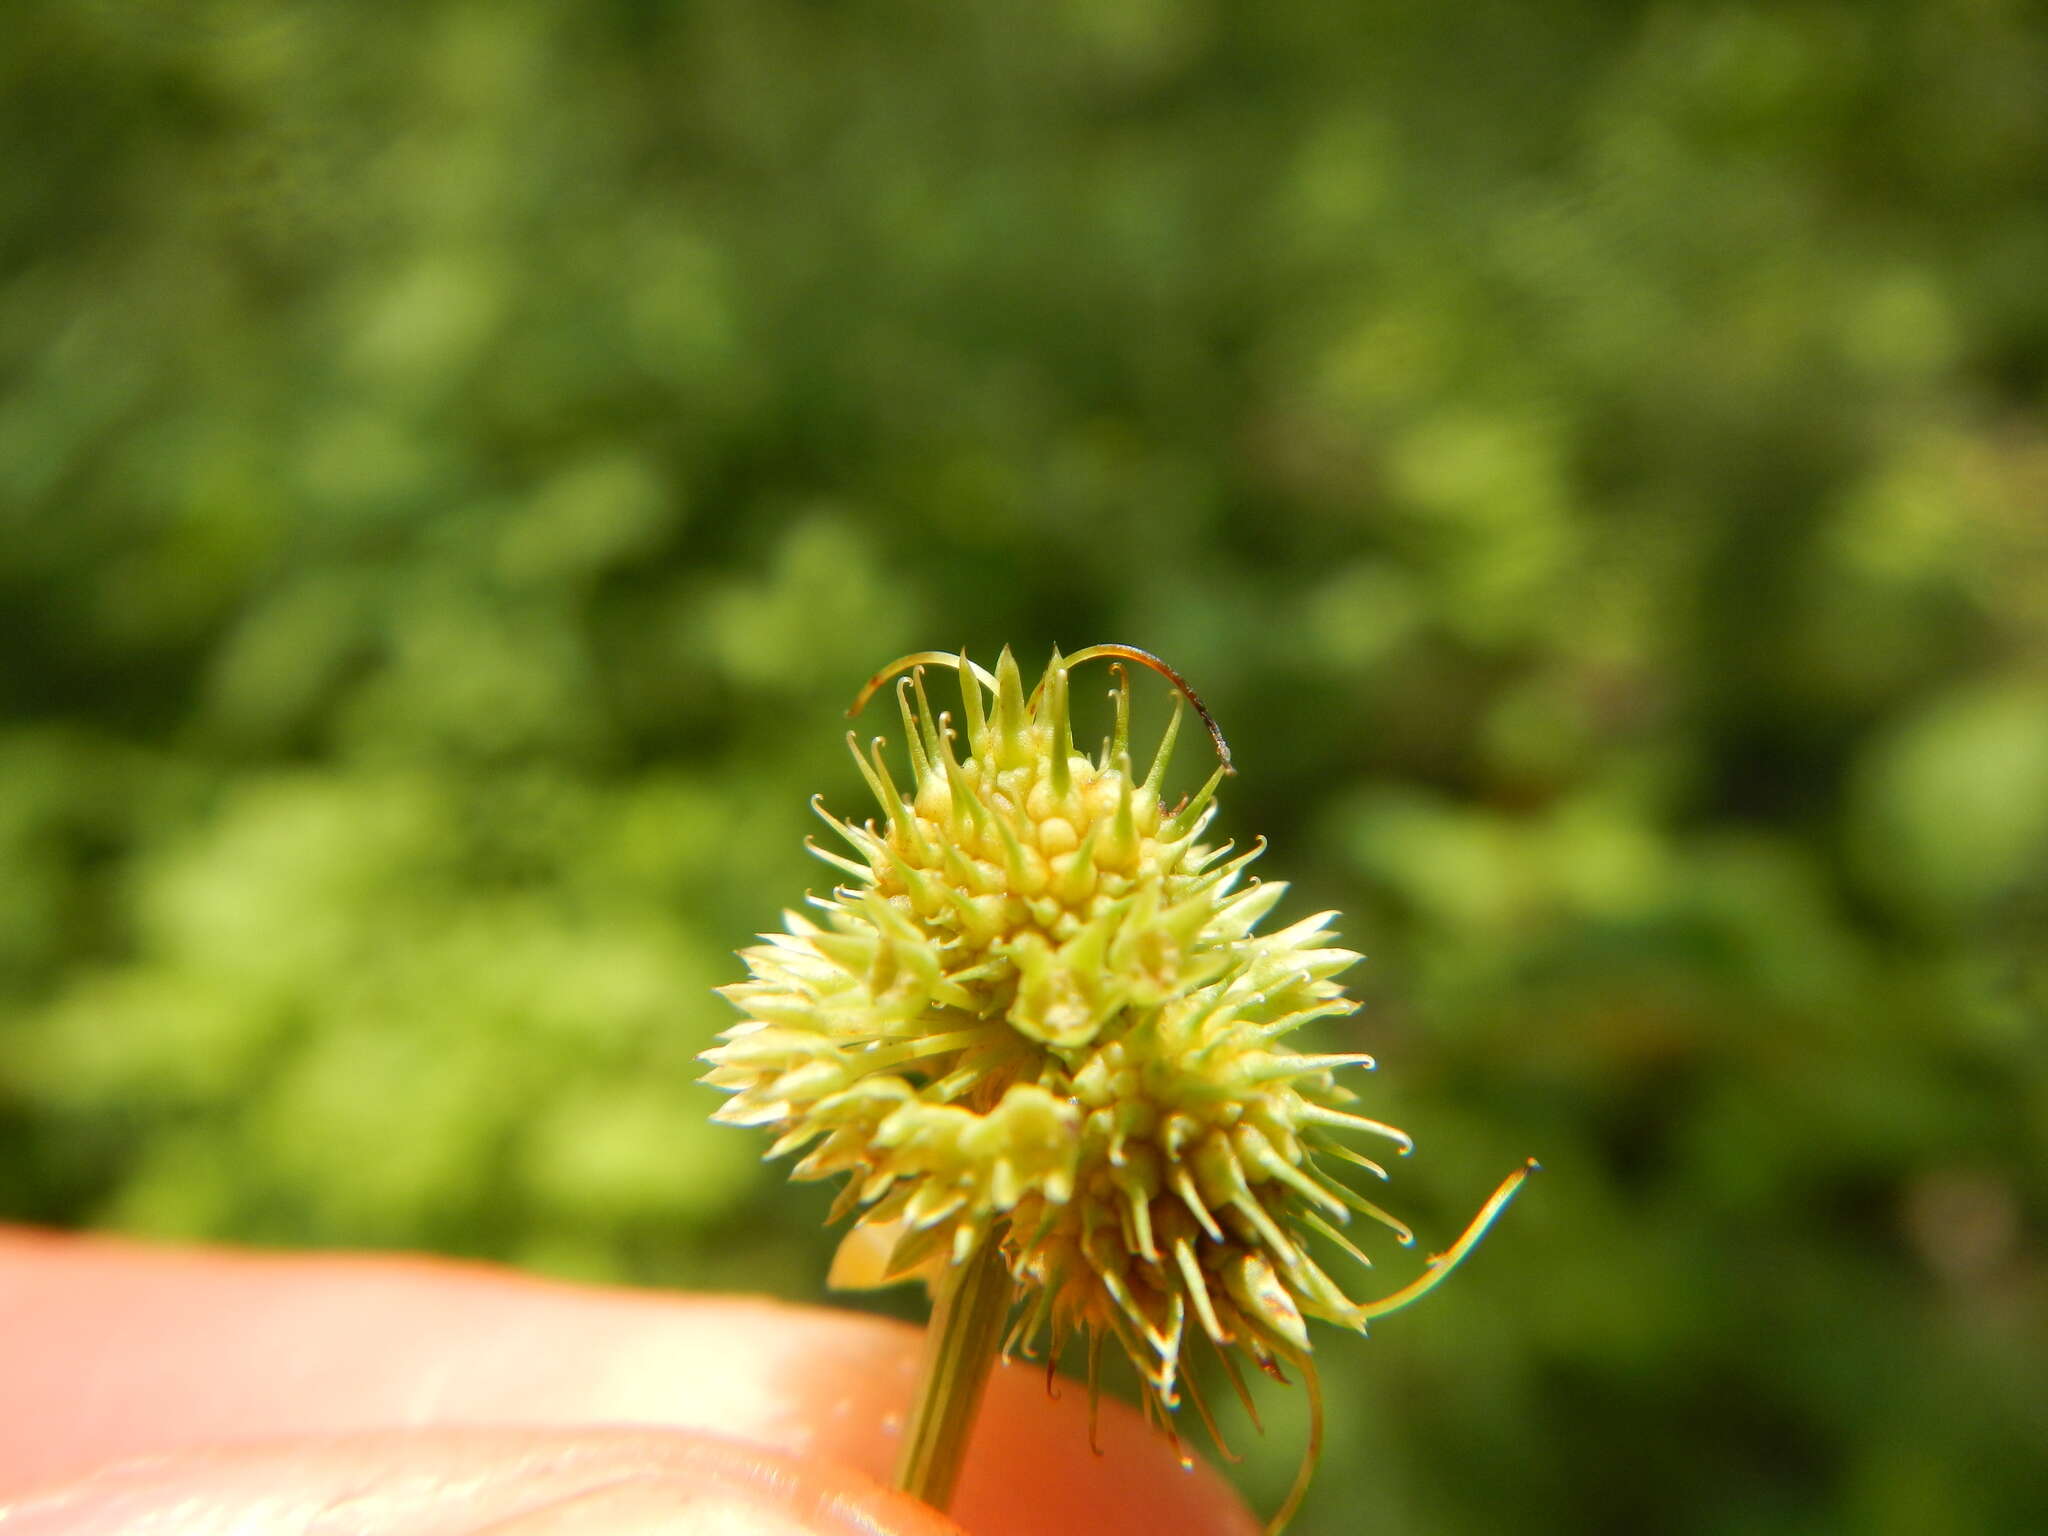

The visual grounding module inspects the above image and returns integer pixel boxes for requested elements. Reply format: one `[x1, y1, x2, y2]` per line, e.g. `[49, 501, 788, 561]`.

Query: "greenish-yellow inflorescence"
[702, 645, 1531, 1522]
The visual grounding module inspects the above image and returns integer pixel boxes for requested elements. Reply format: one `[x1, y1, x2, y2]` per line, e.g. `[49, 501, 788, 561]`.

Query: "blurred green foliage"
[4, 2, 2046, 1531]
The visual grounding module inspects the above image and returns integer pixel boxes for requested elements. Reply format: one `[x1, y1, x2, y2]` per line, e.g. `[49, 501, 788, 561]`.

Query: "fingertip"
[0, 1429, 963, 1536]
[0, 1230, 1261, 1536]
[952, 1357, 1264, 1536]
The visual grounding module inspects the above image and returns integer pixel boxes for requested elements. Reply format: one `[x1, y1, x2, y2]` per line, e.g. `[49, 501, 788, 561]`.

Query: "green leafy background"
[4, 3, 2045, 1531]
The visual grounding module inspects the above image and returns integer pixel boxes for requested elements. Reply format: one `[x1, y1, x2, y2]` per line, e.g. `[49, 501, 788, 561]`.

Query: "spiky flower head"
[703, 646, 1529, 1522]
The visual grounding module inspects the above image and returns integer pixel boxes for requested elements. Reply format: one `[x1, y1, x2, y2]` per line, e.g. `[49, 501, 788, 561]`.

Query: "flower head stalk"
[703, 645, 1533, 1531]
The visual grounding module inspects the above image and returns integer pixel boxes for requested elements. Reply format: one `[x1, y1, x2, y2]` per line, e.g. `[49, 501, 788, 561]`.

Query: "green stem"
[894, 1222, 1014, 1511]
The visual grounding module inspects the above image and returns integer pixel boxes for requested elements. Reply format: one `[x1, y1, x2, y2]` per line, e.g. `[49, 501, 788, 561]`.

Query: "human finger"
[0, 1229, 1257, 1536]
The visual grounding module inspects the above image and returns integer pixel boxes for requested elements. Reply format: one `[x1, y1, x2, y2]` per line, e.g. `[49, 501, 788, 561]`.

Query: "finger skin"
[0, 1428, 962, 1536]
[0, 1228, 1258, 1536]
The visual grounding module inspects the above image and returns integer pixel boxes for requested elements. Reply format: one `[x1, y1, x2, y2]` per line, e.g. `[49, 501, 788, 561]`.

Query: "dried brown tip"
[852, 643, 1233, 771]
[1023, 642, 1235, 773]
[847, 650, 1000, 718]
[1060, 644, 1233, 774]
